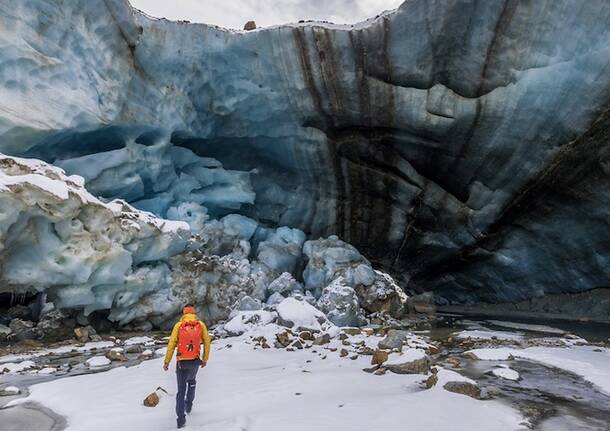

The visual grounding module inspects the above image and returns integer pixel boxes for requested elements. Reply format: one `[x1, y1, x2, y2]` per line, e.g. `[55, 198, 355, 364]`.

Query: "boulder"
[268, 273, 303, 297]
[243, 20, 256, 31]
[377, 330, 410, 351]
[276, 297, 327, 330]
[8, 319, 36, 341]
[74, 327, 90, 343]
[354, 271, 407, 318]
[371, 349, 389, 365]
[0, 324, 11, 342]
[425, 370, 439, 388]
[35, 310, 75, 341]
[233, 295, 263, 312]
[443, 381, 481, 399]
[385, 355, 430, 375]
[312, 333, 331, 345]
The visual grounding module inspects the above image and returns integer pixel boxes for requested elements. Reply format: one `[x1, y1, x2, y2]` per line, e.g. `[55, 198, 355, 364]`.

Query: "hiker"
[163, 305, 212, 429]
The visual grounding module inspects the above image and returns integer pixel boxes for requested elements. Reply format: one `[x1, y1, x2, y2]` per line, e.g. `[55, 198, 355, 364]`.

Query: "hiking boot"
[177, 417, 186, 429]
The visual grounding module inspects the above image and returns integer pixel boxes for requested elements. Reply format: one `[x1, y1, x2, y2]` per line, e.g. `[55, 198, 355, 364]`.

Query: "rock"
[443, 381, 481, 399]
[276, 331, 293, 348]
[35, 310, 75, 341]
[350, 354, 358, 360]
[373, 368, 387, 375]
[377, 330, 409, 351]
[105, 349, 128, 362]
[74, 327, 90, 343]
[341, 339, 351, 346]
[299, 331, 314, 341]
[276, 297, 327, 330]
[268, 273, 303, 297]
[143, 392, 159, 407]
[0, 324, 11, 341]
[340, 348, 348, 357]
[5, 305, 32, 321]
[243, 20, 256, 31]
[446, 357, 461, 368]
[8, 319, 36, 341]
[358, 346, 375, 355]
[291, 340, 303, 350]
[371, 349, 389, 365]
[385, 356, 430, 375]
[312, 334, 331, 345]
[355, 271, 407, 318]
[342, 328, 361, 336]
[125, 344, 144, 354]
[425, 373, 438, 389]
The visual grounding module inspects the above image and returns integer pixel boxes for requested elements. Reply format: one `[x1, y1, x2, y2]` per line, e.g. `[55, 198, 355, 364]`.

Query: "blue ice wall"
[1, 0, 610, 306]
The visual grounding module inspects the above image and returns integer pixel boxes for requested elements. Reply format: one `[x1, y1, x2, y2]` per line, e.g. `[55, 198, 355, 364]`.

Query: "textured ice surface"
[1, 0, 610, 311]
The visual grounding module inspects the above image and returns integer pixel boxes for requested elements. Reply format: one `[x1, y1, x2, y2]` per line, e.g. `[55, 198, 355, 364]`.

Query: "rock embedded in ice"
[354, 271, 407, 318]
[266, 292, 285, 306]
[316, 277, 367, 327]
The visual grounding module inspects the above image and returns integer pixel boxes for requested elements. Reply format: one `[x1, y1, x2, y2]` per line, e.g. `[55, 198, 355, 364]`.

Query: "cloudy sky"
[129, 0, 404, 29]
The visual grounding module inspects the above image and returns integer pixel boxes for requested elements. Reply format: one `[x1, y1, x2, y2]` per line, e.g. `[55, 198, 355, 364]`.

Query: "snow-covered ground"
[467, 345, 610, 395]
[8, 335, 526, 431]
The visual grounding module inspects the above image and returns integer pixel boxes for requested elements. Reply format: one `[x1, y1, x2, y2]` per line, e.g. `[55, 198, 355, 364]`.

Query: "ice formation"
[0, 0, 610, 318]
[0, 153, 404, 329]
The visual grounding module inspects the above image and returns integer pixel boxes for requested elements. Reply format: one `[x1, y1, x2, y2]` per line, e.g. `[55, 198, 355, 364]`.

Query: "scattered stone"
[446, 357, 461, 368]
[243, 20, 256, 31]
[74, 327, 90, 343]
[385, 356, 430, 375]
[362, 328, 374, 336]
[373, 368, 387, 375]
[426, 345, 440, 355]
[143, 392, 159, 407]
[299, 331, 314, 341]
[377, 330, 409, 351]
[105, 350, 128, 362]
[125, 344, 144, 354]
[358, 346, 375, 355]
[343, 328, 361, 336]
[443, 381, 481, 399]
[342, 339, 351, 346]
[312, 334, 331, 345]
[350, 355, 358, 360]
[339, 333, 349, 341]
[292, 340, 303, 350]
[425, 373, 438, 389]
[276, 331, 293, 348]
[8, 319, 36, 341]
[371, 349, 389, 365]
[340, 348, 348, 357]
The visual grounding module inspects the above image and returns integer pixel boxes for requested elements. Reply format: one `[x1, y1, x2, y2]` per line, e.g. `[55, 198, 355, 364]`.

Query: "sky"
[128, 0, 404, 29]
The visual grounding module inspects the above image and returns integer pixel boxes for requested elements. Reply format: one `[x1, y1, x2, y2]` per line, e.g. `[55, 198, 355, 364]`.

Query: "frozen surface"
[10, 337, 526, 431]
[466, 345, 610, 395]
[457, 330, 524, 341]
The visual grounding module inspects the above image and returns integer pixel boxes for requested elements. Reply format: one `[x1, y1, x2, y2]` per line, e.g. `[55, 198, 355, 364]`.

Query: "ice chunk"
[316, 277, 367, 327]
[275, 297, 327, 330]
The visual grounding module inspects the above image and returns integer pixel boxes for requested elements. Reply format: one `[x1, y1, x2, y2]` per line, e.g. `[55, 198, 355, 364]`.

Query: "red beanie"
[183, 306, 196, 314]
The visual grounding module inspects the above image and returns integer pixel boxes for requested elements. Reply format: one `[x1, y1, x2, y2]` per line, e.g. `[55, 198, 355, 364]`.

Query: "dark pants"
[175, 359, 201, 420]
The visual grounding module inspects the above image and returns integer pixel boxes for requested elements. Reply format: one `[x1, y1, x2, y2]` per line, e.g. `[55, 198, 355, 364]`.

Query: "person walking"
[163, 305, 212, 429]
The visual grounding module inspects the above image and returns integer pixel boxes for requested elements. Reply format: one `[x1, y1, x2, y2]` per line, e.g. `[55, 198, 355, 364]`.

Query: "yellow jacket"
[164, 313, 211, 365]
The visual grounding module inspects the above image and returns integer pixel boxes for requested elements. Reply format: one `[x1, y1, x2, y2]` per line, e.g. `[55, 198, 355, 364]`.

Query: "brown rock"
[312, 334, 331, 345]
[342, 328, 361, 336]
[243, 20, 257, 31]
[341, 339, 351, 346]
[143, 392, 159, 407]
[385, 356, 430, 375]
[425, 373, 438, 389]
[443, 381, 481, 399]
[276, 331, 292, 347]
[105, 350, 128, 362]
[340, 348, 348, 357]
[446, 357, 461, 368]
[371, 349, 389, 365]
[73, 327, 89, 343]
[299, 331, 314, 341]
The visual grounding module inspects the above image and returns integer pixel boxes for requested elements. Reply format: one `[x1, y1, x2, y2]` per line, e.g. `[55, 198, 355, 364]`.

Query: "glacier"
[1, 0, 610, 321]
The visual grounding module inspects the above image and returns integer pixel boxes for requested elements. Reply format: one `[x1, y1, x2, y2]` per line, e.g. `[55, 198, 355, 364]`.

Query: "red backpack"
[177, 320, 203, 360]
